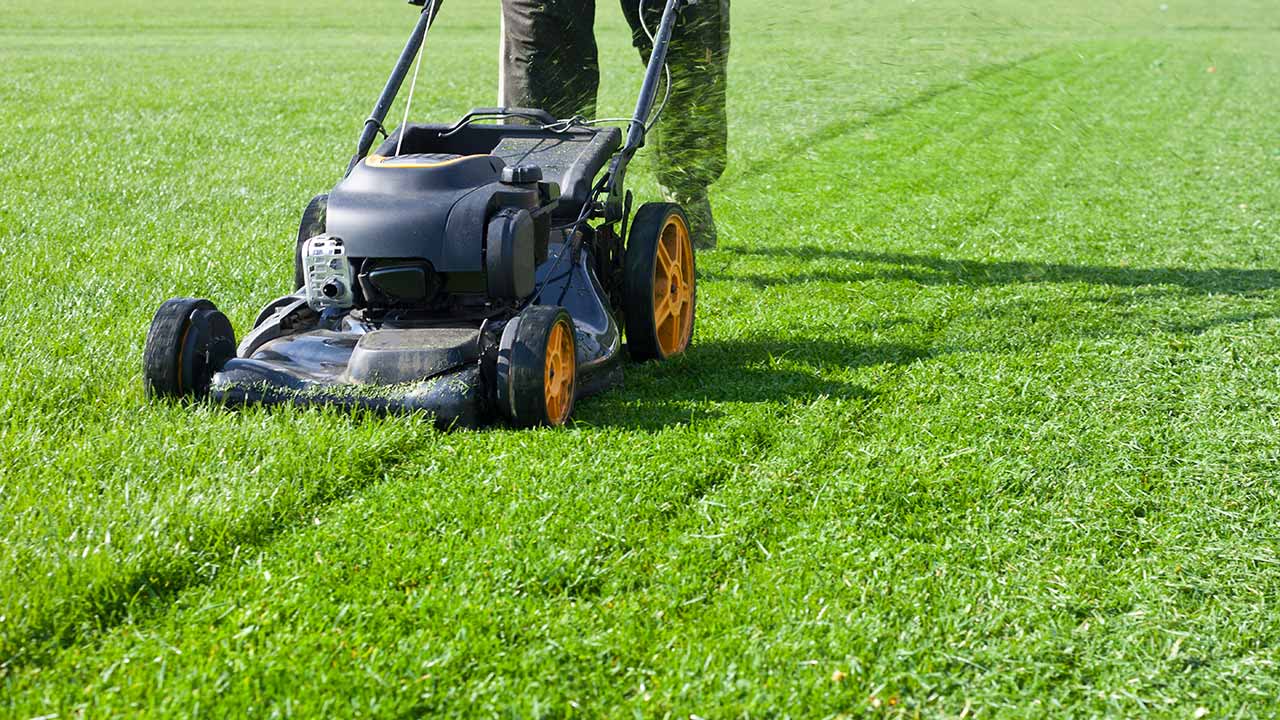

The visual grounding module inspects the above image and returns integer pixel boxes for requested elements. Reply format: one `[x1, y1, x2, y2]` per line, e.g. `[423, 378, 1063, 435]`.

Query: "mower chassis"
[209, 235, 622, 428]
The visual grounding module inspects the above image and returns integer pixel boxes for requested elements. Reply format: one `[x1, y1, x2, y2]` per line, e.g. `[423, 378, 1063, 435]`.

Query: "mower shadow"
[577, 338, 933, 430]
[708, 246, 1280, 296]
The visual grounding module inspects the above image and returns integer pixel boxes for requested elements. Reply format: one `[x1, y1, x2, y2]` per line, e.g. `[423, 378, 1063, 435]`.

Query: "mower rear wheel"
[624, 202, 696, 361]
[496, 305, 577, 427]
[143, 297, 237, 399]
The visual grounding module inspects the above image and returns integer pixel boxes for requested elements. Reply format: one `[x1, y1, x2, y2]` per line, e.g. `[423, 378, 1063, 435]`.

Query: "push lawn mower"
[143, 0, 699, 427]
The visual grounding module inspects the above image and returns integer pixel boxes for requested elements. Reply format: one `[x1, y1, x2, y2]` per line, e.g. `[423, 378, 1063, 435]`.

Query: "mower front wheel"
[496, 306, 577, 427]
[142, 297, 237, 400]
[624, 202, 696, 361]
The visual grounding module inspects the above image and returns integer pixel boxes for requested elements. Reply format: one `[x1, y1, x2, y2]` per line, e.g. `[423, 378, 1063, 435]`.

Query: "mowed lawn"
[3, 0, 1280, 716]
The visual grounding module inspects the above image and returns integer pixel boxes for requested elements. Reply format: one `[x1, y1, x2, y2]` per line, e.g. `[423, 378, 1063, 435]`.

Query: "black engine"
[312, 152, 559, 319]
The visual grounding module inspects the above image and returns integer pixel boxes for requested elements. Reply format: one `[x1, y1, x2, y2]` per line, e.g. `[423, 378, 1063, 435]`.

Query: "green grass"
[3, 0, 1280, 716]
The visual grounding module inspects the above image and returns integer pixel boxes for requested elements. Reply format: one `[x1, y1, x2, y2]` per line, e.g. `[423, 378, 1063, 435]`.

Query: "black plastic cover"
[327, 155, 507, 271]
[376, 119, 620, 218]
[486, 209, 537, 299]
[363, 264, 436, 304]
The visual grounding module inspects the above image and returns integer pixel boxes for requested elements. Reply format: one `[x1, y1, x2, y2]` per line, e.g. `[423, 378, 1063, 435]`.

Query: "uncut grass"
[0, 0, 1061, 665]
[4, 0, 1280, 717]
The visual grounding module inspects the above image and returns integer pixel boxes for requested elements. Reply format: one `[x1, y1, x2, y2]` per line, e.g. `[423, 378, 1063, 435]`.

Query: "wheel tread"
[143, 297, 209, 398]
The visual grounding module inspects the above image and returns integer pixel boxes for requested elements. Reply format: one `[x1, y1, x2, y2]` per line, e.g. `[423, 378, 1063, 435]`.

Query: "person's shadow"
[707, 246, 1280, 336]
[709, 246, 1280, 297]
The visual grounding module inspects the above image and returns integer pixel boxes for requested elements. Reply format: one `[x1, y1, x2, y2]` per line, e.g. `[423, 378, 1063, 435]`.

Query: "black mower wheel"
[624, 202, 696, 361]
[252, 294, 299, 329]
[293, 193, 328, 290]
[142, 297, 237, 399]
[496, 305, 577, 427]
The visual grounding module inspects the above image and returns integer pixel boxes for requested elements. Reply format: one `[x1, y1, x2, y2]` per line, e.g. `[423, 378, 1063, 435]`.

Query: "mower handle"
[349, 0, 692, 226]
[441, 107, 559, 132]
[597, 0, 692, 220]
[348, 1, 441, 174]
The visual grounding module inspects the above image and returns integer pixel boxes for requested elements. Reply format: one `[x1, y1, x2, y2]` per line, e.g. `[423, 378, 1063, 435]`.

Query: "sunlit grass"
[2, 0, 1279, 716]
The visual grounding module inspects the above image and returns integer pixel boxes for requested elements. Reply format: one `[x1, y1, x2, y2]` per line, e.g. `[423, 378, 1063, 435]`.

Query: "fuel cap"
[501, 164, 543, 184]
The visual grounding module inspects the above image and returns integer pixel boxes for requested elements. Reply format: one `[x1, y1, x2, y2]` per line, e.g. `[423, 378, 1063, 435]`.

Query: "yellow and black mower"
[143, 0, 698, 427]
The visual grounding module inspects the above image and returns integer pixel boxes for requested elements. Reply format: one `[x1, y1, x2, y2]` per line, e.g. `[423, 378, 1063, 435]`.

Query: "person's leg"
[621, 0, 730, 248]
[500, 0, 600, 119]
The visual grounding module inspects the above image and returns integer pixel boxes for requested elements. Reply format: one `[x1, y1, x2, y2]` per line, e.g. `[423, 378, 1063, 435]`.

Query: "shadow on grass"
[579, 338, 933, 430]
[709, 246, 1280, 296]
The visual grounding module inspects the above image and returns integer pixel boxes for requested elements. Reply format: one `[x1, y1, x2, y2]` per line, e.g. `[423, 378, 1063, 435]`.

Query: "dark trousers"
[499, 0, 730, 197]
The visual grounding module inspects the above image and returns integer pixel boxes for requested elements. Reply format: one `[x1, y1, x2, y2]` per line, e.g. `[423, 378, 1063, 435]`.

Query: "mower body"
[209, 118, 626, 426]
[144, 0, 699, 427]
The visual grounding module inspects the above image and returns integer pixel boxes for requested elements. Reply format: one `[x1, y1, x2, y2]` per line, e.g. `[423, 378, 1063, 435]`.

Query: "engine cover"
[327, 154, 512, 273]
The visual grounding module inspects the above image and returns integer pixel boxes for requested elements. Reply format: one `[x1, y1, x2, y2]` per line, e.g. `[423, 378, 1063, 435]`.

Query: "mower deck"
[209, 239, 623, 427]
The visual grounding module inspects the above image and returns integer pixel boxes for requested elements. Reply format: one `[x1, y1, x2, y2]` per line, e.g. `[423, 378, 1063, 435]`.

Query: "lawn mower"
[142, 0, 698, 427]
